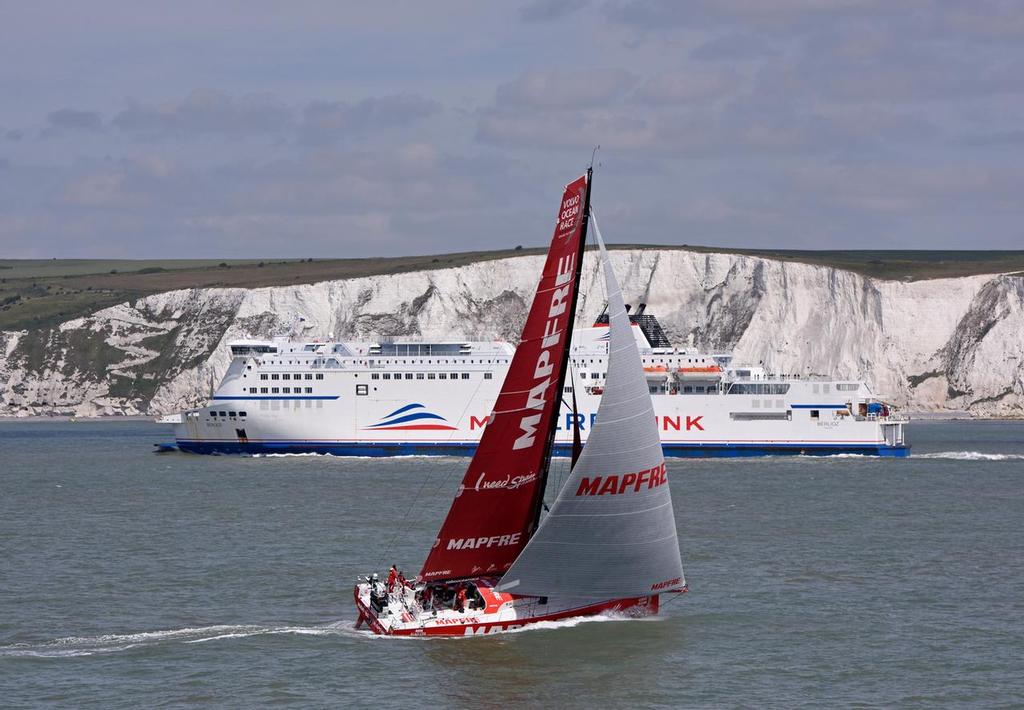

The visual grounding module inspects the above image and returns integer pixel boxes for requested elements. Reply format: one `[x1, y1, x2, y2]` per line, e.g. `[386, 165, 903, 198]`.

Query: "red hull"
[354, 588, 660, 637]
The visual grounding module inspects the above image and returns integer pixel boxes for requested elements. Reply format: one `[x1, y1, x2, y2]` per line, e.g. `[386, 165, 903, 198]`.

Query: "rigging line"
[376, 457, 441, 574]
[441, 360, 492, 445]
[379, 367, 494, 570]
[659, 586, 691, 607]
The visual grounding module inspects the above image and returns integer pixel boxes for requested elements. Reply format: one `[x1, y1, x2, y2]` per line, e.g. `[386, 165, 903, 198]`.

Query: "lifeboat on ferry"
[643, 365, 670, 381]
[675, 364, 722, 380]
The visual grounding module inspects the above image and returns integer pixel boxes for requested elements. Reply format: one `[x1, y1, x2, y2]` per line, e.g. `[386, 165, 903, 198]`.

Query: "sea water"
[1, 420, 1022, 707]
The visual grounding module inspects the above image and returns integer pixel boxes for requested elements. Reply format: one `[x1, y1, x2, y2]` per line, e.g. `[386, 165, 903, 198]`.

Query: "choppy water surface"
[2, 420, 1023, 707]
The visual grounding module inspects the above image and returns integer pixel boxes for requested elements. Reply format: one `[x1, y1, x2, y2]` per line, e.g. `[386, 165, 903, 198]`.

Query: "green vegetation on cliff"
[2, 249, 1022, 332]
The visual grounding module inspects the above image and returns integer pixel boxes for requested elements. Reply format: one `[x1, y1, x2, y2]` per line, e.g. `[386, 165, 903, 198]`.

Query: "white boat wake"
[0, 613, 650, 655]
[0, 621, 363, 658]
[915, 451, 1024, 461]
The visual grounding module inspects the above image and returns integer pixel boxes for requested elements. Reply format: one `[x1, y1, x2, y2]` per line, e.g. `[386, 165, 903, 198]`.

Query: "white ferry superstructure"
[159, 310, 909, 457]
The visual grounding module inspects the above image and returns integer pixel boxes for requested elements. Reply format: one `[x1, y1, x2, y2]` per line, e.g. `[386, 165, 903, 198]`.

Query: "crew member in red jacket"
[386, 565, 397, 592]
[455, 585, 468, 613]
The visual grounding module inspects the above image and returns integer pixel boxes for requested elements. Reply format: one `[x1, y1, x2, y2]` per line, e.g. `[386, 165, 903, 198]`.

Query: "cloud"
[633, 70, 740, 104]
[477, 108, 654, 150]
[58, 156, 177, 209]
[111, 89, 290, 138]
[519, 0, 589, 23]
[4, 2, 1024, 256]
[495, 69, 638, 109]
[691, 33, 780, 61]
[959, 129, 1024, 146]
[938, 3, 1024, 39]
[762, 24, 1024, 103]
[42, 108, 103, 137]
[298, 94, 440, 145]
[604, 0, 888, 30]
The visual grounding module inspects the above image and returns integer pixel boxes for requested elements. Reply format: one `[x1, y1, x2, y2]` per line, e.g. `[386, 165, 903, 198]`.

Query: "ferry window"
[261, 387, 268, 394]
[484, 373, 492, 380]
[461, 373, 470, 380]
[239, 412, 247, 417]
[282, 387, 290, 394]
[283, 374, 290, 380]
[271, 374, 279, 380]
[356, 384, 368, 396]
[272, 387, 279, 394]
[228, 411, 236, 418]
[564, 386, 573, 393]
[316, 374, 324, 380]
[683, 386, 693, 393]
[810, 410, 820, 419]
[371, 373, 380, 380]
[305, 374, 313, 380]
[416, 373, 425, 380]
[260, 374, 268, 380]
[405, 374, 413, 380]
[218, 411, 227, 417]
[439, 373, 447, 380]
[450, 373, 458, 379]
[428, 373, 436, 379]
[305, 387, 312, 394]
[591, 373, 600, 379]
[383, 373, 391, 380]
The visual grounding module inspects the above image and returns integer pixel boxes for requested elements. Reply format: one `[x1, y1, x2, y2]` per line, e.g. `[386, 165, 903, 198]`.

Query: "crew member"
[387, 565, 397, 592]
[455, 585, 468, 613]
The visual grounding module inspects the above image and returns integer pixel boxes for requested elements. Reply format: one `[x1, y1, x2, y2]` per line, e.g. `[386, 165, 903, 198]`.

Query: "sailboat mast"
[527, 166, 593, 534]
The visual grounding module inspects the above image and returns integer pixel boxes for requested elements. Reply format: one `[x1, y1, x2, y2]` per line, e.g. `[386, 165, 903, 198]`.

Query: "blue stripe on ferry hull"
[172, 440, 911, 458]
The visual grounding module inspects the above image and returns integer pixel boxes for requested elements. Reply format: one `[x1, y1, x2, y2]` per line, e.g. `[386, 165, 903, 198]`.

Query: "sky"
[1, 0, 1022, 258]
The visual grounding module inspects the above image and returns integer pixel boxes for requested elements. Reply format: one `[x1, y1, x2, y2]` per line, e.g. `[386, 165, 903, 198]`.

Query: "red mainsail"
[418, 172, 591, 582]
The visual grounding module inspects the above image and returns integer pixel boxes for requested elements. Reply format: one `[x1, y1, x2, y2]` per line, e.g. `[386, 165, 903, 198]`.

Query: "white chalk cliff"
[1, 250, 1022, 417]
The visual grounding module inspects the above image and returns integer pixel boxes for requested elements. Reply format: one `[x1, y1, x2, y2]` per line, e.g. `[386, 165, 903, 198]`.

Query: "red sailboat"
[353, 170, 686, 636]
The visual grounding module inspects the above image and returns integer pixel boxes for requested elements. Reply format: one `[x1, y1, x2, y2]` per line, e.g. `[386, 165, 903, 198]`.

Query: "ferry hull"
[174, 439, 910, 458]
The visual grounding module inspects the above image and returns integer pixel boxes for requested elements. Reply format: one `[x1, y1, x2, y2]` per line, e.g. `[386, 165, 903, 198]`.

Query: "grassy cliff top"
[3, 247, 1023, 332]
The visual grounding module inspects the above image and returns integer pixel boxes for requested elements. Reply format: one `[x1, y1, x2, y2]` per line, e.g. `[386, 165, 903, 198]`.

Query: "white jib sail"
[500, 211, 685, 599]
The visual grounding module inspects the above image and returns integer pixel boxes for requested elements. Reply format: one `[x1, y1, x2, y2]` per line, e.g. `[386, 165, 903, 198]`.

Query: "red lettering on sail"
[574, 464, 668, 497]
[651, 577, 682, 591]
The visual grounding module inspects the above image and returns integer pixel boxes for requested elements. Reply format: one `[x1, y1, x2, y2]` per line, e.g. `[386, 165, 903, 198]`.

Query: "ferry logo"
[365, 403, 457, 431]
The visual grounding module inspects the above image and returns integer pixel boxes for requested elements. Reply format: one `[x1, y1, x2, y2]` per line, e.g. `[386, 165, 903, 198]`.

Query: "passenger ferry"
[158, 308, 908, 457]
